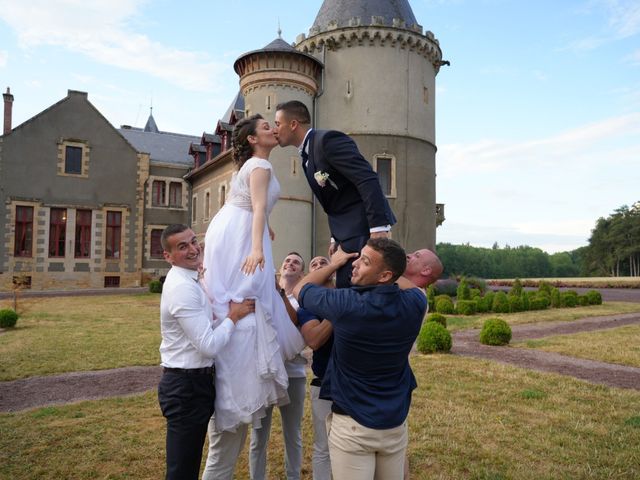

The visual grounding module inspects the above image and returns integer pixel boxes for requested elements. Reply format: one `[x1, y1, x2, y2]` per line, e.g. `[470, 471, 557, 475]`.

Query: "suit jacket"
[304, 129, 396, 243]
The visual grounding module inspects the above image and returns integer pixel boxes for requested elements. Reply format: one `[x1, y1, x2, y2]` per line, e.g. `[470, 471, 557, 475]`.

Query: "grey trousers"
[201, 419, 248, 480]
[249, 376, 307, 480]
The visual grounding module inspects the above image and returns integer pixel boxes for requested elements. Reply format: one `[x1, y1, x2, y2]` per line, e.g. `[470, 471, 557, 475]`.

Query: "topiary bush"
[457, 277, 471, 300]
[0, 309, 19, 328]
[475, 295, 492, 313]
[456, 299, 477, 316]
[550, 287, 561, 308]
[560, 291, 578, 308]
[435, 297, 455, 314]
[578, 295, 590, 306]
[427, 284, 436, 308]
[492, 291, 510, 313]
[528, 295, 549, 311]
[508, 295, 524, 313]
[510, 278, 523, 297]
[538, 281, 553, 296]
[479, 318, 512, 346]
[416, 321, 452, 354]
[585, 290, 602, 305]
[148, 280, 163, 293]
[426, 312, 447, 328]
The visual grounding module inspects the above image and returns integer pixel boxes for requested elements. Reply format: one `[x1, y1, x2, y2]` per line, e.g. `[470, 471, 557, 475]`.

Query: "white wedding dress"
[203, 156, 306, 432]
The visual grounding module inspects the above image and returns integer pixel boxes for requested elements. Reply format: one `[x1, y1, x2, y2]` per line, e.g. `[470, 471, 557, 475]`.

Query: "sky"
[0, 0, 638, 254]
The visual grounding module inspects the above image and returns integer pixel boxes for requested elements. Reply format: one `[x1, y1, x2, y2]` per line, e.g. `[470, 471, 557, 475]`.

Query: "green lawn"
[514, 323, 640, 368]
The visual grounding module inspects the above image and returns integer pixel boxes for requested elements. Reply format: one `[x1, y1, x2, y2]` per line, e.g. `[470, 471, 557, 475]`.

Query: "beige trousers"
[327, 413, 408, 480]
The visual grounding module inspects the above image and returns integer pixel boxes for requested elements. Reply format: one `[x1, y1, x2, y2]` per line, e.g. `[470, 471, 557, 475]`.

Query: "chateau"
[0, 0, 445, 291]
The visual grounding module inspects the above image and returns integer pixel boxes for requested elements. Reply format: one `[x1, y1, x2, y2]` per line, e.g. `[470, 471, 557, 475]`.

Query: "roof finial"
[277, 18, 282, 39]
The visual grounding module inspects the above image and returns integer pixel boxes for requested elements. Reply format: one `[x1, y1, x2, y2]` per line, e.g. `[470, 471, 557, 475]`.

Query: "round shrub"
[528, 296, 548, 311]
[0, 309, 19, 328]
[521, 291, 530, 311]
[483, 291, 495, 308]
[475, 295, 491, 313]
[560, 291, 578, 308]
[416, 321, 452, 354]
[435, 297, 455, 314]
[586, 290, 602, 305]
[148, 280, 163, 293]
[538, 281, 553, 296]
[578, 295, 590, 306]
[456, 300, 477, 316]
[479, 318, 512, 346]
[469, 288, 481, 299]
[492, 291, 510, 313]
[426, 312, 447, 328]
[427, 284, 436, 306]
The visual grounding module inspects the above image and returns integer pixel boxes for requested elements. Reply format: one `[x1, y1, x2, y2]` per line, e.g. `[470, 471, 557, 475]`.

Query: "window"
[192, 195, 197, 223]
[150, 229, 164, 259]
[152, 180, 165, 206]
[14, 206, 33, 257]
[49, 208, 67, 257]
[106, 211, 122, 259]
[104, 276, 120, 288]
[75, 209, 92, 258]
[376, 156, 392, 196]
[219, 185, 226, 208]
[65, 146, 82, 174]
[205, 191, 211, 220]
[169, 182, 182, 207]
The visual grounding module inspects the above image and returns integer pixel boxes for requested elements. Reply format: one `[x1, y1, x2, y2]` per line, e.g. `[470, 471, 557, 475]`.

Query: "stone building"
[0, 90, 149, 290]
[192, 0, 446, 264]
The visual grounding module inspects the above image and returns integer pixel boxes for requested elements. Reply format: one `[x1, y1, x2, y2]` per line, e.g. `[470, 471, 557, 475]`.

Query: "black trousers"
[336, 234, 369, 288]
[158, 371, 215, 480]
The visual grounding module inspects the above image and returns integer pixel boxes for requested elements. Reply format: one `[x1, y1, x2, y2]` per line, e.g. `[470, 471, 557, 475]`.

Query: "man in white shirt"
[158, 224, 254, 480]
[250, 251, 307, 480]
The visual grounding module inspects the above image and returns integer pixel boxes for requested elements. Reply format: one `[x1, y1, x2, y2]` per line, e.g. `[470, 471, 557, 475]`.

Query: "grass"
[514, 324, 640, 368]
[0, 294, 161, 381]
[444, 301, 640, 332]
[1, 355, 639, 479]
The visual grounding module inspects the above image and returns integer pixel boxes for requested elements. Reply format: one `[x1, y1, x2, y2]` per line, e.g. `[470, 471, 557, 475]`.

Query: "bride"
[201, 114, 306, 479]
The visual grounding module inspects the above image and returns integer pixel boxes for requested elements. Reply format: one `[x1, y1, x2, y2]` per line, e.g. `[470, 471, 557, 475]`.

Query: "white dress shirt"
[159, 265, 235, 369]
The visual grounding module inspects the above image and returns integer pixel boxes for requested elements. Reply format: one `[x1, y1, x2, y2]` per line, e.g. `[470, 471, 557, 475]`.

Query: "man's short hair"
[285, 251, 305, 271]
[161, 224, 189, 251]
[367, 237, 407, 283]
[275, 100, 311, 124]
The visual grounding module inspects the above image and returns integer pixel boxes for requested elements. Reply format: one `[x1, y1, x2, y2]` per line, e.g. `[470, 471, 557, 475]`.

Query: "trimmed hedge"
[0, 309, 19, 328]
[479, 318, 512, 346]
[492, 291, 510, 313]
[416, 321, 452, 354]
[426, 312, 447, 328]
[560, 291, 579, 308]
[457, 278, 471, 300]
[456, 300, 477, 316]
[435, 297, 455, 314]
[586, 290, 602, 305]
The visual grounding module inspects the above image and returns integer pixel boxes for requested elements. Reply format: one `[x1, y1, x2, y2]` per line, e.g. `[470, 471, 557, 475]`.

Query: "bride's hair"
[231, 114, 264, 168]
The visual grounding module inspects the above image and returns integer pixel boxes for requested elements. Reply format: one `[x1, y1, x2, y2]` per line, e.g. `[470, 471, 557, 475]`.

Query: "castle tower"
[233, 37, 324, 263]
[295, 0, 445, 251]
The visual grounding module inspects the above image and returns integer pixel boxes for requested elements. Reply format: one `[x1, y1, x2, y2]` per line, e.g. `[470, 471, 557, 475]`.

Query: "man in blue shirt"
[293, 238, 428, 480]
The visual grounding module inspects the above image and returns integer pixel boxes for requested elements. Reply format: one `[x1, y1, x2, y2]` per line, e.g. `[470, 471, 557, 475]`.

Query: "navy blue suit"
[303, 130, 396, 287]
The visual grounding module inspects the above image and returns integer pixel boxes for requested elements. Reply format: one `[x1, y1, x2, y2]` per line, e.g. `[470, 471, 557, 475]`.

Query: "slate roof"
[118, 126, 200, 167]
[311, 0, 418, 31]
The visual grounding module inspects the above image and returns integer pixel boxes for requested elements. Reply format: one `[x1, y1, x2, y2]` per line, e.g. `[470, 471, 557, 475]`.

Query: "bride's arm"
[241, 167, 270, 275]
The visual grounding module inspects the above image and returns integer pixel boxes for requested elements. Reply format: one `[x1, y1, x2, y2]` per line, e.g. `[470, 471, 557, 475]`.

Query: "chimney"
[3, 87, 13, 135]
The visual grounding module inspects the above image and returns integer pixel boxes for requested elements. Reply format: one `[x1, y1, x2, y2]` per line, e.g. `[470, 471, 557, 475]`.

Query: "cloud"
[0, 0, 228, 92]
[438, 112, 640, 177]
[514, 220, 594, 237]
[0, 50, 7, 67]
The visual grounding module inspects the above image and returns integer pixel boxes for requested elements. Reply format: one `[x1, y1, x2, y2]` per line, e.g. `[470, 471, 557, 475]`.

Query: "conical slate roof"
[144, 109, 159, 133]
[311, 0, 418, 31]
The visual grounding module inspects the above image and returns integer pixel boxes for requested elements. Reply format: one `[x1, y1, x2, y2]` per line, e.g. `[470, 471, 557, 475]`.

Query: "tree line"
[436, 201, 640, 279]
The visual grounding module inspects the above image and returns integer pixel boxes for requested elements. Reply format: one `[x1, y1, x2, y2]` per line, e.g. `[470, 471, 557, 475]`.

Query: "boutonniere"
[314, 170, 338, 189]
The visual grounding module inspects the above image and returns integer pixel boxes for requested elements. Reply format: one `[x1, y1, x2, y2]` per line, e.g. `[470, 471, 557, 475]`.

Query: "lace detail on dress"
[226, 157, 275, 212]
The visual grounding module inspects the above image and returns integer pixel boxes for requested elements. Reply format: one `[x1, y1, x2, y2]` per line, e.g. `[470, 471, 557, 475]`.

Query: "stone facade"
[0, 90, 149, 290]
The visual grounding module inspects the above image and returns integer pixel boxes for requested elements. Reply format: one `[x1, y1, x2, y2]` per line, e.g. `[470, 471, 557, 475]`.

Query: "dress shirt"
[160, 265, 235, 369]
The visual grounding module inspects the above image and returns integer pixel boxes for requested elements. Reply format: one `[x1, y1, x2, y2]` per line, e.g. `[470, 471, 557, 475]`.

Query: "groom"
[274, 100, 396, 288]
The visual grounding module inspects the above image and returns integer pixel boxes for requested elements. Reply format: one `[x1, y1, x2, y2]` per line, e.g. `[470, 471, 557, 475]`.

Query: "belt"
[163, 366, 214, 375]
[310, 377, 323, 387]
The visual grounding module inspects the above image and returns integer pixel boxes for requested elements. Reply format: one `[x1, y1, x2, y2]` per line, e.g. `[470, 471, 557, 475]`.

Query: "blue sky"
[1, 0, 638, 253]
